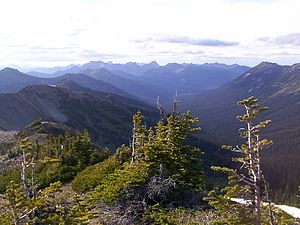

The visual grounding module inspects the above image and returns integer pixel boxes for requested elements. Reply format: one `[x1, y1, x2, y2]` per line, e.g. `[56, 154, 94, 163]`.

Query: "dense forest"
[0, 97, 299, 224]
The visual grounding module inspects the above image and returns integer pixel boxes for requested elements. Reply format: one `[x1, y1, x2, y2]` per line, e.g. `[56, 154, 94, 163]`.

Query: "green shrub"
[88, 162, 149, 205]
[0, 168, 20, 193]
[144, 205, 218, 225]
[71, 156, 121, 193]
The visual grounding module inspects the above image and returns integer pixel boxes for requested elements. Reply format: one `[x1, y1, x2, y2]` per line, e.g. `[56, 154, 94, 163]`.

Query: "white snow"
[276, 204, 300, 219]
[231, 198, 300, 219]
[244, 72, 252, 78]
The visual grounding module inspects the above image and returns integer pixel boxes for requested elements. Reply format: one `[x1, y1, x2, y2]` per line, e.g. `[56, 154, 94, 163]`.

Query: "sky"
[0, 0, 300, 68]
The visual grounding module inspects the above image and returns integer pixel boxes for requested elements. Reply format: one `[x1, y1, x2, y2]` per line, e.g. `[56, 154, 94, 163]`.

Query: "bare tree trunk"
[255, 140, 262, 225]
[12, 207, 19, 225]
[20, 149, 30, 199]
[8, 192, 20, 225]
[131, 123, 136, 164]
[255, 178, 261, 225]
[31, 158, 36, 199]
[263, 175, 276, 225]
[246, 106, 261, 225]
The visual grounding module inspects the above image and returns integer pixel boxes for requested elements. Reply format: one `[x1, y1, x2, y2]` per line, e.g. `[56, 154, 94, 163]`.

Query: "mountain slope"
[141, 63, 250, 94]
[51, 73, 135, 99]
[0, 84, 157, 149]
[79, 68, 173, 104]
[0, 68, 136, 100]
[180, 62, 300, 200]
[56, 79, 155, 110]
[0, 121, 76, 155]
[0, 68, 41, 92]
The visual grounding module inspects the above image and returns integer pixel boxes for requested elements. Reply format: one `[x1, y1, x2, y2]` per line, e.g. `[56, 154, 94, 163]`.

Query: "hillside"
[0, 68, 41, 92]
[50, 73, 136, 99]
[0, 84, 157, 150]
[141, 63, 250, 94]
[180, 62, 300, 200]
[0, 121, 76, 155]
[0, 68, 138, 100]
[79, 68, 172, 104]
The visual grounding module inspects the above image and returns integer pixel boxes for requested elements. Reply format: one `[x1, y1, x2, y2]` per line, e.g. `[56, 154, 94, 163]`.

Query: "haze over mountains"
[2, 61, 250, 104]
[0, 59, 300, 199]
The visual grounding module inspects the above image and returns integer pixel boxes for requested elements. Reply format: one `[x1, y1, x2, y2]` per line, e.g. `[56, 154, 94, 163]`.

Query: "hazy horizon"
[1, 0, 300, 67]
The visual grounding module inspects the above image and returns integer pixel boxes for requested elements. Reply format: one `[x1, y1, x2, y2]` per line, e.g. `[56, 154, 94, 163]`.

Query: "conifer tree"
[131, 111, 147, 164]
[0, 137, 92, 224]
[235, 97, 272, 224]
[0, 181, 28, 225]
[205, 97, 295, 225]
[84, 108, 205, 223]
[19, 138, 36, 199]
[144, 108, 205, 191]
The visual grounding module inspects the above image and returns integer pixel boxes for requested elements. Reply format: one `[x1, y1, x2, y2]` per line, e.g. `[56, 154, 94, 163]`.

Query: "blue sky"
[0, 0, 300, 67]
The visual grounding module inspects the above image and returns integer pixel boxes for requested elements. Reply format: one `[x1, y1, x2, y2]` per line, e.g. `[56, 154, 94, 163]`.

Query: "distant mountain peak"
[290, 63, 300, 70]
[256, 61, 279, 68]
[88, 60, 105, 64]
[239, 62, 282, 79]
[0, 67, 21, 73]
[95, 67, 113, 73]
[148, 61, 159, 66]
[80, 67, 115, 77]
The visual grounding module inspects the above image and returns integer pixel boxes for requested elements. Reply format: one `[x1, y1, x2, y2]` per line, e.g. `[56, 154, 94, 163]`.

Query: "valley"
[0, 60, 299, 224]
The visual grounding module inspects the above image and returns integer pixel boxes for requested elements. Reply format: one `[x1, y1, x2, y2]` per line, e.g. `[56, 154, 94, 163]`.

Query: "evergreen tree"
[84, 108, 205, 223]
[0, 137, 93, 224]
[0, 181, 28, 225]
[205, 97, 296, 225]
[144, 110, 204, 191]
[131, 111, 148, 164]
[19, 138, 36, 199]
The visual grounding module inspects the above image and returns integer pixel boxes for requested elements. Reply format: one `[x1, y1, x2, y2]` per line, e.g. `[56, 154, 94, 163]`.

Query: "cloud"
[67, 29, 87, 36]
[256, 36, 269, 42]
[29, 45, 78, 51]
[182, 50, 205, 55]
[134, 35, 239, 47]
[273, 33, 300, 46]
[257, 33, 300, 46]
[79, 50, 127, 59]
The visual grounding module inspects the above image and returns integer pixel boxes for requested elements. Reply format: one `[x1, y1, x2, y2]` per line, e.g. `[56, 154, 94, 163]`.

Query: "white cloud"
[0, 0, 300, 67]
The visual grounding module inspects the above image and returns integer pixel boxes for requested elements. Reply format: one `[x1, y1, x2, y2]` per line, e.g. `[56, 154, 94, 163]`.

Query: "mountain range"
[26, 61, 160, 77]
[1, 60, 299, 200]
[3, 61, 250, 105]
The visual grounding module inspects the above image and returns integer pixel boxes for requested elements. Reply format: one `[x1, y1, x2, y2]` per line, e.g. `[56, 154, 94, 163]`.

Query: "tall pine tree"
[205, 97, 295, 225]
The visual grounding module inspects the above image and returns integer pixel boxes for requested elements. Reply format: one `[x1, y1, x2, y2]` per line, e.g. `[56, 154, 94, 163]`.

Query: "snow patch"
[244, 72, 251, 78]
[231, 198, 300, 219]
[276, 204, 300, 219]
